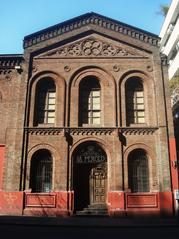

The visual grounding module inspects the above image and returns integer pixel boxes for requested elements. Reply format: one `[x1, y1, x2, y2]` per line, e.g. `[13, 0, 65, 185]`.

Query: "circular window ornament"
[113, 65, 120, 72]
[64, 65, 71, 72]
[146, 65, 153, 72]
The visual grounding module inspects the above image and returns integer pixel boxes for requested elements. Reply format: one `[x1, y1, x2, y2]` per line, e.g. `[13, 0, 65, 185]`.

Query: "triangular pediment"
[35, 34, 148, 59]
[24, 12, 160, 50]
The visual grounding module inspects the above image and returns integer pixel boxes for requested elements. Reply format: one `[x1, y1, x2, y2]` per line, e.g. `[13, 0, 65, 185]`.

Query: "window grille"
[126, 78, 145, 125]
[79, 77, 101, 125]
[30, 149, 53, 193]
[128, 149, 149, 193]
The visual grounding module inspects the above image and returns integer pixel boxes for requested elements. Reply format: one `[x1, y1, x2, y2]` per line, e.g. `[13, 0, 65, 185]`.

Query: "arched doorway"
[72, 141, 107, 213]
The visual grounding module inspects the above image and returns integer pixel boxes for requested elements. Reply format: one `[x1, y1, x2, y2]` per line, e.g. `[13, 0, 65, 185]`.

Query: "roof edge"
[0, 54, 24, 69]
[23, 12, 160, 49]
[0, 54, 23, 58]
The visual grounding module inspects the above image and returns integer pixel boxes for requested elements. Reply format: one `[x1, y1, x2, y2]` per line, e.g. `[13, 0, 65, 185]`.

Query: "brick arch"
[119, 70, 155, 89]
[27, 143, 59, 159]
[28, 71, 66, 127]
[69, 66, 115, 88]
[124, 143, 155, 159]
[69, 66, 116, 127]
[26, 143, 60, 191]
[70, 137, 113, 188]
[123, 143, 156, 192]
[29, 70, 65, 88]
[70, 137, 112, 161]
[119, 70, 156, 126]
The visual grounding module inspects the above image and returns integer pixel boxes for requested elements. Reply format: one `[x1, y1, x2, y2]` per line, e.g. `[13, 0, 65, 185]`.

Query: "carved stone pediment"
[36, 37, 146, 58]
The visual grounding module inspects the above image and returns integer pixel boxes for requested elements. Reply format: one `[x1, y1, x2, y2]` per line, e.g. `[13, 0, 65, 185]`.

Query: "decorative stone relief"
[113, 65, 120, 72]
[146, 65, 153, 72]
[39, 37, 143, 58]
[64, 65, 71, 72]
[32, 65, 38, 73]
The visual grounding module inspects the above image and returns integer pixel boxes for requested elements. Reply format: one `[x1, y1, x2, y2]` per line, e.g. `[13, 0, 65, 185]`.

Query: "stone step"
[75, 210, 108, 216]
[75, 204, 108, 216]
[76, 210, 107, 214]
[87, 204, 108, 209]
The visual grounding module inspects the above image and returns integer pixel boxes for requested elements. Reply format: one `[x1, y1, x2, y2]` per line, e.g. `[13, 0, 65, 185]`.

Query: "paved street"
[0, 216, 179, 239]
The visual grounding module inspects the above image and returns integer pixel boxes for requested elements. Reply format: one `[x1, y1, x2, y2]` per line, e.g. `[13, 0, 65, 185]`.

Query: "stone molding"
[126, 193, 158, 208]
[121, 127, 157, 135]
[68, 128, 115, 136]
[25, 127, 158, 136]
[23, 12, 159, 49]
[26, 128, 64, 136]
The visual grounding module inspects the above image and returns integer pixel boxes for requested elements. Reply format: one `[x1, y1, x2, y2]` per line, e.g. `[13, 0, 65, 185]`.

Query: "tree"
[169, 76, 179, 95]
[159, 4, 169, 16]
[169, 76, 179, 107]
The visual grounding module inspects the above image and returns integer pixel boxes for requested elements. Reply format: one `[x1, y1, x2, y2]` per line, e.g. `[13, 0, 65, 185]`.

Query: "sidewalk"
[0, 215, 178, 227]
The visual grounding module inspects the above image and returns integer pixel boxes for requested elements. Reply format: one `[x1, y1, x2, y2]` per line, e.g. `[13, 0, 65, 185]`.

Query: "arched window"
[79, 77, 101, 126]
[30, 149, 53, 192]
[34, 78, 56, 125]
[128, 149, 149, 193]
[125, 77, 145, 125]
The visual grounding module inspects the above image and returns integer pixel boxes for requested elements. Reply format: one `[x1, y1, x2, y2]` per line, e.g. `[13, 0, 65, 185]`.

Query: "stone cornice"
[25, 127, 64, 136]
[25, 127, 158, 136]
[68, 128, 115, 136]
[23, 12, 160, 49]
[0, 55, 24, 69]
[120, 127, 158, 135]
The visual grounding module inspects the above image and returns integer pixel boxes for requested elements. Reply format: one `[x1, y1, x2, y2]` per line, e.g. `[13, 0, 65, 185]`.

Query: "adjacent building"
[160, 0, 179, 80]
[159, 0, 179, 172]
[0, 12, 178, 217]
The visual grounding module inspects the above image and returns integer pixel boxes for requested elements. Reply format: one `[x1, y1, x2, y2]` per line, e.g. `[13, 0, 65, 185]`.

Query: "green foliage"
[157, 4, 169, 16]
[169, 76, 179, 95]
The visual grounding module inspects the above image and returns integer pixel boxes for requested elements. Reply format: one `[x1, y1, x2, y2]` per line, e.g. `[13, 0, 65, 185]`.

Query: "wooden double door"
[90, 164, 107, 204]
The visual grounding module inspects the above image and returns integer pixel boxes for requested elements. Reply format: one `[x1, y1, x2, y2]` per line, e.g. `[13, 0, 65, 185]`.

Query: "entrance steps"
[76, 204, 108, 216]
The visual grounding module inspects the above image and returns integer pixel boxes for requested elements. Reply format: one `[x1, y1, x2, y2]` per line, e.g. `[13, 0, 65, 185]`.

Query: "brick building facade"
[0, 13, 178, 217]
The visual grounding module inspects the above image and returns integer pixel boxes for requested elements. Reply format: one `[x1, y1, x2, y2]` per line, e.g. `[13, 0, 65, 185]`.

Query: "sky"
[0, 0, 172, 54]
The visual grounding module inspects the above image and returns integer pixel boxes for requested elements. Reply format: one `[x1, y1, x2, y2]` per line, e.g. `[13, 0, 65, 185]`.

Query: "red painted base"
[0, 145, 5, 190]
[108, 191, 174, 217]
[0, 191, 23, 215]
[0, 190, 175, 217]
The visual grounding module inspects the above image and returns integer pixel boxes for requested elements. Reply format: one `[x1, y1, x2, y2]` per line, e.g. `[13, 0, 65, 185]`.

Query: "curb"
[0, 215, 178, 228]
